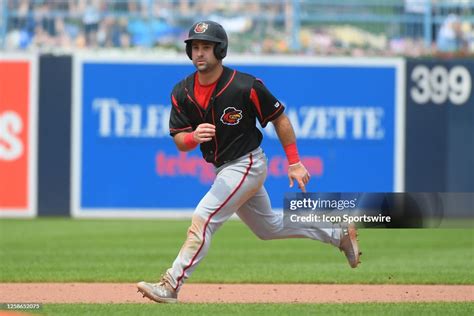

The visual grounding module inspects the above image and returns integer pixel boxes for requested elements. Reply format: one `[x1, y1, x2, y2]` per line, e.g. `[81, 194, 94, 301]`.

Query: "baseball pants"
[165, 147, 342, 292]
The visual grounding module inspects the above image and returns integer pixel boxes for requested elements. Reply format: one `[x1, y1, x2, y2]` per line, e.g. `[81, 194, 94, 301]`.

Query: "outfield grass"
[0, 218, 473, 284]
[11, 302, 473, 316]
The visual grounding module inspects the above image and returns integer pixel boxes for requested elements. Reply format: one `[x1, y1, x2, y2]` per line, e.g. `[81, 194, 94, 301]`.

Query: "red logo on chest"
[220, 107, 243, 126]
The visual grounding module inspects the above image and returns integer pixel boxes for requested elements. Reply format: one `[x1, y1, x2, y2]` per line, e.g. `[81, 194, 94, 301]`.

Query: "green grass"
[0, 218, 473, 284]
[12, 302, 473, 316]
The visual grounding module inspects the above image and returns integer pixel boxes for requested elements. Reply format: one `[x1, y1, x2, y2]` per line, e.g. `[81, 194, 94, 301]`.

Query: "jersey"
[169, 66, 285, 167]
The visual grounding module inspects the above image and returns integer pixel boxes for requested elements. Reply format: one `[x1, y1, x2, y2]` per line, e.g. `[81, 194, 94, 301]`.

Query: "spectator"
[436, 13, 468, 54]
[1, 0, 472, 56]
[82, 0, 101, 46]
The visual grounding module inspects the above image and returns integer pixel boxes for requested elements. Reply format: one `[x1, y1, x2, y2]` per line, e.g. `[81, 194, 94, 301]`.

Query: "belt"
[212, 147, 262, 168]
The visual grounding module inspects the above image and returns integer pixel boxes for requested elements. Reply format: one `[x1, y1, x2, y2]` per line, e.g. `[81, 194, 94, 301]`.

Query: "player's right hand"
[193, 123, 216, 143]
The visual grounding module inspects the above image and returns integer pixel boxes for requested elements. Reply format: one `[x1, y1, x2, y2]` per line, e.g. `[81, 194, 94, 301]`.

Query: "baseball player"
[137, 20, 361, 303]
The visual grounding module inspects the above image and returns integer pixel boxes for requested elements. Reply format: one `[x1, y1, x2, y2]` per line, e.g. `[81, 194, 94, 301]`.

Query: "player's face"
[191, 40, 220, 73]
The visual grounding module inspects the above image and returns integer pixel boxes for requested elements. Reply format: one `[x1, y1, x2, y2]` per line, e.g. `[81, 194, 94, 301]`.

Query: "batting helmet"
[185, 21, 228, 60]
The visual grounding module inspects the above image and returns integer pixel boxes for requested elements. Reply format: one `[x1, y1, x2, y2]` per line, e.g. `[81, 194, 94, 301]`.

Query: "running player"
[137, 20, 361, 304]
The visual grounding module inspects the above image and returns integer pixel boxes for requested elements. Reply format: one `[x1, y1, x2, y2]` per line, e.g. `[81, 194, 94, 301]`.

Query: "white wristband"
[289, 161, 302, 167]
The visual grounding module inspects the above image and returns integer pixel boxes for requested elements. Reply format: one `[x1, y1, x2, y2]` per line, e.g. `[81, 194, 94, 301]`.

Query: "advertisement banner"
[73, 56, 404, 217]
[0, 55, 37, 217]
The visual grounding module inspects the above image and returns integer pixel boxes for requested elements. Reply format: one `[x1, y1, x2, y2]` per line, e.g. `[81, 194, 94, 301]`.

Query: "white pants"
[165, 147, 341, 292]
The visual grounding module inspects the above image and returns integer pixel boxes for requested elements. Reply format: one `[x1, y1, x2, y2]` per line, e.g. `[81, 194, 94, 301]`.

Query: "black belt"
[213, 160, 230, 168]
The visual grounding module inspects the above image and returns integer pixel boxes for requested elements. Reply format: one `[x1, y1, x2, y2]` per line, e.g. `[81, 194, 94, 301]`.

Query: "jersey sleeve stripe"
[170, 126, 192, 132]
[171, 95, 181, 113]
[262, 104, 284, 125]
[249, 87, 263, 121]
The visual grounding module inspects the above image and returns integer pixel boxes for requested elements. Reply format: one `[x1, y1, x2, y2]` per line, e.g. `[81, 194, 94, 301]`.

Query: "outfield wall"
[0, 54, 472, 218]
[37, 55, 72, 217]
[405, 59, 474, 192]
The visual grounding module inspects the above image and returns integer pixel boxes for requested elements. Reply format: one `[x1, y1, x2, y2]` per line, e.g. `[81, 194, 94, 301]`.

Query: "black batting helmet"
[185, 21, 228, 60]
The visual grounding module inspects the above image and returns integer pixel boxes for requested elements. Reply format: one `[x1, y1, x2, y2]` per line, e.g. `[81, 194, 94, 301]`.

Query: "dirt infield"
[1, 283, 473, 304]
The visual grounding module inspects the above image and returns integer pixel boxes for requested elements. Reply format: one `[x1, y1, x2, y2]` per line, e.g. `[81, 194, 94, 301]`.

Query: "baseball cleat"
[339, 223, 361, 268]
[137, 278, 178, 303]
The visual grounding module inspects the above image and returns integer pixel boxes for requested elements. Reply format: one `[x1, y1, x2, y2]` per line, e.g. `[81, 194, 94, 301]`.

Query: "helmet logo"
[194, 22, 209, 34]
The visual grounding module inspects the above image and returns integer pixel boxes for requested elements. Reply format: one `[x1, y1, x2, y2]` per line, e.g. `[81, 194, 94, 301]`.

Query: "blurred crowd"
[2, 0, 473, 56]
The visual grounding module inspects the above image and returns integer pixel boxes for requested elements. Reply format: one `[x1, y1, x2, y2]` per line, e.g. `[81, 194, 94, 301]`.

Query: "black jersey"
[169, 66, 284, 167]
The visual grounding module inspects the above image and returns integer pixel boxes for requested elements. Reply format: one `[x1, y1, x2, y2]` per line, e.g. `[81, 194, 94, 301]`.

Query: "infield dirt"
[1, 283, 473, 304]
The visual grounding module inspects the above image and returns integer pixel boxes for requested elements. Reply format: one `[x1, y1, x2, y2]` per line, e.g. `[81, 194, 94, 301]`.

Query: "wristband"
[283, 143, 300, 165]
[289, 161, 302, 168]
[184, 131, 198, 150]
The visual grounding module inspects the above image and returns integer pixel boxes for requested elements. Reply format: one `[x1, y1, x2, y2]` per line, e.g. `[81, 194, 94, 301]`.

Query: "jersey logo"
[220, 107, 243, 126]
[194, 22, 209, 34]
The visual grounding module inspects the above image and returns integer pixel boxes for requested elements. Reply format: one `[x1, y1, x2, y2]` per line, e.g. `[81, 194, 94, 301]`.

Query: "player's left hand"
[288, 162, 311, 192]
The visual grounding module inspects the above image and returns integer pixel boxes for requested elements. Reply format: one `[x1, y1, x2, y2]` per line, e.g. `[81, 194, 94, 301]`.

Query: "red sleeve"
[249, 79, 285, 127]
[169, 92, 193, 137]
